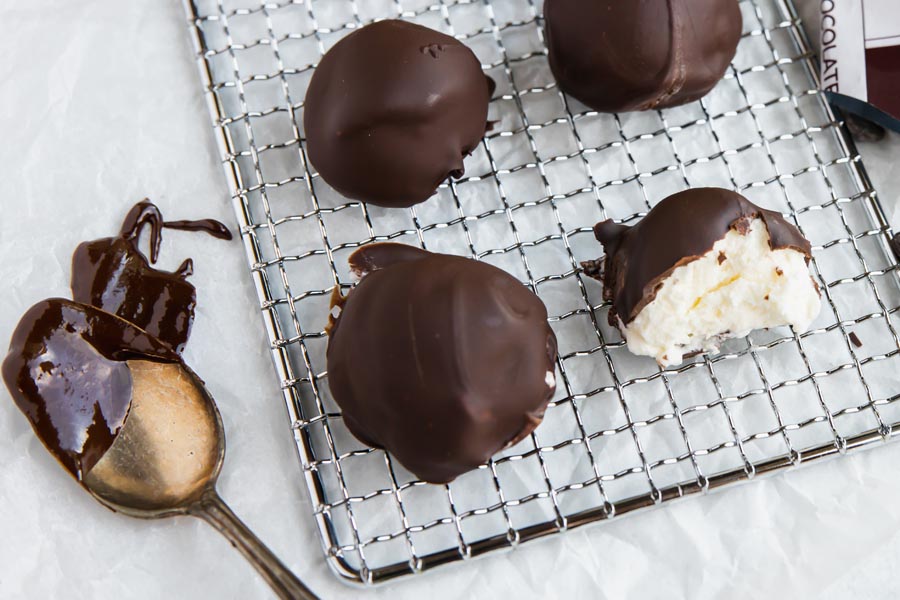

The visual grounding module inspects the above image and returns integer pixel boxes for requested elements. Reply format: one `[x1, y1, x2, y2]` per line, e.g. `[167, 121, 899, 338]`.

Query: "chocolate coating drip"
[71, 201, 231, 353]
[327, 244, 558, 483]
[545, 0, 742, 113]
[2, 299, 179, 479]
[304, 20, 492, 208]
[347, 242, 431, 276]
[164, 219, 233, 241]
[591, 188, 812, 325]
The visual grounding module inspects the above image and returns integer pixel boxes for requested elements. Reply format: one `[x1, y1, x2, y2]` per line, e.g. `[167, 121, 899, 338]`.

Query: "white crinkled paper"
[2, 1, 900, 599]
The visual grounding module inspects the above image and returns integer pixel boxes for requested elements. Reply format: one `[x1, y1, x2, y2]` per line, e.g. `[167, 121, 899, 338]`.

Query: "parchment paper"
[2, 1, 900, 599]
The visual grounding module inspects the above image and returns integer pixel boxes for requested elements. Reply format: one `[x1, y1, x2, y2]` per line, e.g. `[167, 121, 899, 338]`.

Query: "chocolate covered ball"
[304, 20, 492, 208]
[545, 0, 742, 113]
[326, 244, 558, 483]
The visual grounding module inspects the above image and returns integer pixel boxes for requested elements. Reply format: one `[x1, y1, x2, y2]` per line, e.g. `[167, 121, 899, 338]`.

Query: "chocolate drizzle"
[327, 243, 558, 483]
[3, 200, 230, 482]
[544, 0, 742, 113]
[164, 219, 233, 240]
[589, 188, 813, 325]
[71, 201, 231, 353]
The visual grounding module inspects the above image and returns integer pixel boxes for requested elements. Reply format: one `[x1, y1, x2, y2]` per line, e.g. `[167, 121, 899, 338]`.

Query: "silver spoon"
[82, 359, 318, 600]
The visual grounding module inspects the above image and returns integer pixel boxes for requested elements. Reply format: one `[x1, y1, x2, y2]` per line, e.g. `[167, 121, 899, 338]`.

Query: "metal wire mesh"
[184, 0, 900, 585]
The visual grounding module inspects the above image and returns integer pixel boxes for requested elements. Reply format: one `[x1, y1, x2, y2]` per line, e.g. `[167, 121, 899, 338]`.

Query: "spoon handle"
[191, 488, 319, 600]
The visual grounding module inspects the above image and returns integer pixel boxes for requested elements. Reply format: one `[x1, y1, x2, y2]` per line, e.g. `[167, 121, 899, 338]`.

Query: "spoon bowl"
[84, 360, 222, 515]
[83, 359, 317, 600]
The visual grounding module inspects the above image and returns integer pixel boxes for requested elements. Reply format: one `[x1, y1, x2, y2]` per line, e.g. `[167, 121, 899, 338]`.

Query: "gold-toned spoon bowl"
[83, 359, 317, 599]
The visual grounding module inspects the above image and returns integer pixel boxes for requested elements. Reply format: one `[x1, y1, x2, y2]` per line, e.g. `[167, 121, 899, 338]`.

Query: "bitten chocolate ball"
[326, 244, 558, 483]
[304, 20, 492, 208]
[587, 188, 820, 366]
[545, 0, 742, 113]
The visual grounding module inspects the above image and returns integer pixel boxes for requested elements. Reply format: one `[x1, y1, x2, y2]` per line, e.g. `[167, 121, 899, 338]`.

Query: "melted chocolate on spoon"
[2, 298, 180, 479]
[71, 201, 232, 353]
[4, 200, 230, 477]
[2, 203, 320, 600]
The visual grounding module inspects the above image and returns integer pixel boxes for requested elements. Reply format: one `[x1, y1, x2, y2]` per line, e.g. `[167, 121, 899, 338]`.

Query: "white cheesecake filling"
[620, 218, 821, 366]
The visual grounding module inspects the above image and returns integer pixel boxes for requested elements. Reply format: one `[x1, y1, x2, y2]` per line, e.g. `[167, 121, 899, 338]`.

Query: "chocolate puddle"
[71, 201, 231, 353]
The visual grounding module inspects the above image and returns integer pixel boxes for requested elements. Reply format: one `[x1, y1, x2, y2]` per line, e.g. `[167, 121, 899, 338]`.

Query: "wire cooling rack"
[184, 0, 900, 585]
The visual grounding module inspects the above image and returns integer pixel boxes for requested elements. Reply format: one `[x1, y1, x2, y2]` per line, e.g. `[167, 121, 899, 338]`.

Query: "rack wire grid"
[184, 0, 900, 586]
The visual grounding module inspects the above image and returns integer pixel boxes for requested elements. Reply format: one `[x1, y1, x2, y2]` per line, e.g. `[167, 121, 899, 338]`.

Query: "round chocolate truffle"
[326, 244, 558, 483]
[544, 0, 743, 113]
[304, 20, 492, 208]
